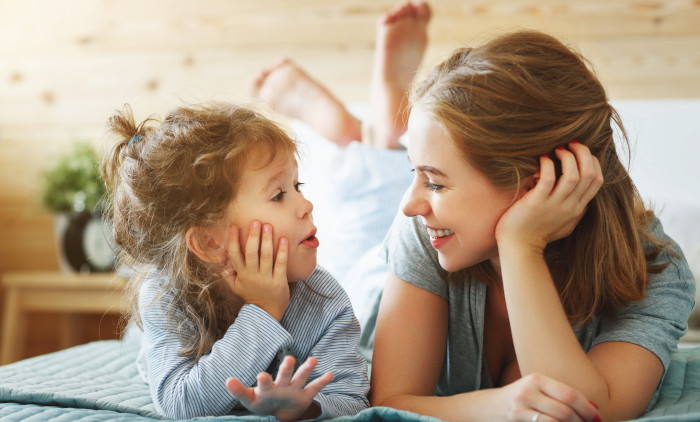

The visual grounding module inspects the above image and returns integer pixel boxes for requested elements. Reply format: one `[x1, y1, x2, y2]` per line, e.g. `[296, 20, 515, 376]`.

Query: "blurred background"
[1, 0, 699, 360]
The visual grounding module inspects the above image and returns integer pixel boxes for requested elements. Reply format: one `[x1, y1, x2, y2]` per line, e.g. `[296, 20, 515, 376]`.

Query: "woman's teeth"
[427, 227, 454, 238]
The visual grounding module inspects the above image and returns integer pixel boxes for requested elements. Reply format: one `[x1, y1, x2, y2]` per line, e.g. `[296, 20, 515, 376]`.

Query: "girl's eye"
[424, 181, 444, 192]
[294, 182, 304, 192]
[272, 190, 286, 202]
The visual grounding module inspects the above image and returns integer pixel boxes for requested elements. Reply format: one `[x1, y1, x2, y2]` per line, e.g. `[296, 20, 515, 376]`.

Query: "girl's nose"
[298, 194, 313, 219]
[401, 180, 430, 217]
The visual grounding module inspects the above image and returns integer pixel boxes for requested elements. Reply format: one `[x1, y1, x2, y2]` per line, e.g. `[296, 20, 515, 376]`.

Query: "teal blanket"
[0, 340, 698, 421]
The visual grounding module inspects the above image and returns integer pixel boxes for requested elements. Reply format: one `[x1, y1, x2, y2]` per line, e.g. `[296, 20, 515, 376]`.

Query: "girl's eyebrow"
[261, 168, 287, 193]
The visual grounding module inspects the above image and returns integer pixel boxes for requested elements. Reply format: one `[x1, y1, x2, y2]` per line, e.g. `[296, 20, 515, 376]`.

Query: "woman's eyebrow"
[417, 165, 447, 178]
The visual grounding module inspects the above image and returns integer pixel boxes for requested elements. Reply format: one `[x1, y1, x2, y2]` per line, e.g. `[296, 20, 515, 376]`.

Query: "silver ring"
[531, 411, 541, 422]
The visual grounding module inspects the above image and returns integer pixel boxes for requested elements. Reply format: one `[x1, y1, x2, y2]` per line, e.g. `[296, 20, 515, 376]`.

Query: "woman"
[370, 30, 695, 422]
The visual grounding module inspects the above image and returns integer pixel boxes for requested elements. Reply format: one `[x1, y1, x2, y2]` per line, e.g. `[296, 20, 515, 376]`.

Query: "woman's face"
[402, 106, 521, 272]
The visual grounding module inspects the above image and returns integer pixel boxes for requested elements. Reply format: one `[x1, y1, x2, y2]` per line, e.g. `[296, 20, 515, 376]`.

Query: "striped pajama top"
[138, 265, 369, 419]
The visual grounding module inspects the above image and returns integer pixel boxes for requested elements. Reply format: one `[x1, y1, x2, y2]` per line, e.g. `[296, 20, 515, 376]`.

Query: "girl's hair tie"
[128, 135, 144, 146]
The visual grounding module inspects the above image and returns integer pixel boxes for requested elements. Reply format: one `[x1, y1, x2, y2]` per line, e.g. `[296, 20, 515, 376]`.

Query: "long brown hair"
[411, 30, 669, 324]
[102, 102, 297, 359]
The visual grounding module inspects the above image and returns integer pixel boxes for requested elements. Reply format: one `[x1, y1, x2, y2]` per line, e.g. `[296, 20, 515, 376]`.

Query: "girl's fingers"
[245, 220, 262, 272]
[226, 225, 245, 270]
[259, 224, 274, 275]
[225, 378, 255, 405]
[303, 371, 333, 397]
[273, 237, 288, 281]
[275, 355, 296, 385]
[290, 356, 318, 387]
[256, 372, 274, 392]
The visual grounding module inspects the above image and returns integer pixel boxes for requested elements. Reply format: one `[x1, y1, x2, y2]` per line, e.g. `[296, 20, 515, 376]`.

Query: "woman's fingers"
[536, 374, 599, 422]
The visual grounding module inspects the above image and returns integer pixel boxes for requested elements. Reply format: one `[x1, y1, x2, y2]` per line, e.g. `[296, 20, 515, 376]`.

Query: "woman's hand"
[495, 141, 604, 252]
[221, 220, 289, 321]
[226, 356, 333, 422]
[496, 373, 600, 422]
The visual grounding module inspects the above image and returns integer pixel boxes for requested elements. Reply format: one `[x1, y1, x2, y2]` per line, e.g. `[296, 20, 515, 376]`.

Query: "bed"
[1, 99, 699, 421]
[1, 339, 700, 422]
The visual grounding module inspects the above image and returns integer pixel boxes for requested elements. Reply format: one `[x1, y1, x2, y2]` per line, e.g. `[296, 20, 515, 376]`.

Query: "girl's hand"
[221, 221, 289, 321]
[497, 373, 600, 422]
[495, 142, 604, 252]
[226, 356, 334, 422]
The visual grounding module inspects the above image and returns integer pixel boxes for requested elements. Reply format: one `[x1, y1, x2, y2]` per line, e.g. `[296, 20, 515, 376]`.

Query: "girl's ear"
[186, 226, 226, 264]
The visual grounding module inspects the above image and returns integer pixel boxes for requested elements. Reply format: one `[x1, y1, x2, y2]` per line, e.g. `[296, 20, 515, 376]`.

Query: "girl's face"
[402, 106, 521, 273]
[226, 150, 317, 282]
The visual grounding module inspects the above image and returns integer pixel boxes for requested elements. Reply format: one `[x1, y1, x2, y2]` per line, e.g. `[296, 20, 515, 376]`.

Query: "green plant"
[40, 142, 106, 213]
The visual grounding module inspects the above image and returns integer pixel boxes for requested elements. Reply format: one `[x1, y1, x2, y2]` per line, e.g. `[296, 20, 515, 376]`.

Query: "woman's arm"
[370, 271, 452, 414]
[371, 272, 599, 422]
[499, 242, 663, 421]
[496, 142, 662, 421]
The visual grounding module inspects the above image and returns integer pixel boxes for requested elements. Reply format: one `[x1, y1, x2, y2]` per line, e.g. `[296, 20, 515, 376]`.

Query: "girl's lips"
[301, 228, 319, 249]
[302, 236, 320, 249]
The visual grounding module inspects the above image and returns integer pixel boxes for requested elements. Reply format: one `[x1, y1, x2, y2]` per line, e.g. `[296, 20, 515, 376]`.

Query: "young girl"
[102, 102, 369, 420]
[369, 30, 695, 422]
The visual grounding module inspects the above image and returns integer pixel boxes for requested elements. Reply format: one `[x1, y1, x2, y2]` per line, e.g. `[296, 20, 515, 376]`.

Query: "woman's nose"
[401, 181, 429, 217]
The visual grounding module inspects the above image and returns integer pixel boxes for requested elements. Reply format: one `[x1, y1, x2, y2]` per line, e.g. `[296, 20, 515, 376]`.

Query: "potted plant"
[40, 141, 116, 273]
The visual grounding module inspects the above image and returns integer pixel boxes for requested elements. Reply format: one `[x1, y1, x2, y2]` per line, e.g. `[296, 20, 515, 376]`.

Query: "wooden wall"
[1, 0, 700, 274]
[0, 0, 699, 357]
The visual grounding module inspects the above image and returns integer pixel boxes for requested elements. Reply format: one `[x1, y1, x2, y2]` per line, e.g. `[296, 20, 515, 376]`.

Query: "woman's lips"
[426, 226, 455, 249]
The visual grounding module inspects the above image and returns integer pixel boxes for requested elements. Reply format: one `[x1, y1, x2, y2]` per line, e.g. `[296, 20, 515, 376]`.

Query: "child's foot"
[363, 1, 431, 150]
[251, 59, 362, 147]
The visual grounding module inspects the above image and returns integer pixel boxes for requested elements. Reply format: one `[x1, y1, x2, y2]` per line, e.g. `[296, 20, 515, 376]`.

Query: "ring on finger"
[531, 411, 541, 422]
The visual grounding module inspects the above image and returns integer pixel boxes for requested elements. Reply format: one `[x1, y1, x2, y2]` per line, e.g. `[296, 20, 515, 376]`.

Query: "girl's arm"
[228, 273, 371, 420]
[302, 283, 371, 419]
[370, 272, 599, 421]
[140, 283, 296, 419]
[495, 142, 662, 421]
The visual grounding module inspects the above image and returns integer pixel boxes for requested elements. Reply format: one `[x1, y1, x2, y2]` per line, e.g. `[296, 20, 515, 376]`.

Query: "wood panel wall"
[1, 0, 700, 273]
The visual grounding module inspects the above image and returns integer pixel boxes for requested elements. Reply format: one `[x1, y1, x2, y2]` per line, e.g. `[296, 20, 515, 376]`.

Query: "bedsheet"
[1, 340, 700, 421]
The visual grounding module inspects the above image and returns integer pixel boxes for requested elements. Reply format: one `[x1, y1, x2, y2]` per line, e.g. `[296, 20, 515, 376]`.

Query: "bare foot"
[252, 59, 362, 147]
[363, 1, 431, 149]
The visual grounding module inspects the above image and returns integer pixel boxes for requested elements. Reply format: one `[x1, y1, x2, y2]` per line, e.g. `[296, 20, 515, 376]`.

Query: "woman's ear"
[526, 172, 541, 191]
[186, 226, 226, 264]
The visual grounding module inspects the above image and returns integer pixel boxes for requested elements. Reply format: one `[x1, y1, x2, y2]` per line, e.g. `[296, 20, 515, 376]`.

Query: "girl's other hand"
[226, 356, 333, 422]
[221, 221, 289, 321]
[495, 141, 604, 252]
[496, 373, 600, 422]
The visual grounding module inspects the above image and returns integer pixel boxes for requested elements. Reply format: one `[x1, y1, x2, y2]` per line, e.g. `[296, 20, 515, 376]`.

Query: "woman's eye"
[424, 181, 444, 192]
[272, 190, 286, 202]
[294, 182, 304, 192]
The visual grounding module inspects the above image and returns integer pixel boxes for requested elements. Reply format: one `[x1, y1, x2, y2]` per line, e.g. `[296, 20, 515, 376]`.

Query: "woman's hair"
[102, 102, 297, 359]
[410, 30, 670, 324]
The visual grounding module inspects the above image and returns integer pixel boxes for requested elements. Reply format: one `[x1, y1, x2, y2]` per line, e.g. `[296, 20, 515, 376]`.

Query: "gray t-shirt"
[382, 212, 695, 397]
